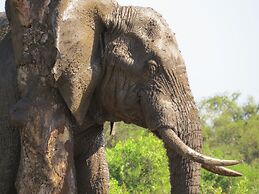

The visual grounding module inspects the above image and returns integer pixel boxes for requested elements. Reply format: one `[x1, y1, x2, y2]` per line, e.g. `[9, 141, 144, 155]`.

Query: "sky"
[0, 0, 259, 102]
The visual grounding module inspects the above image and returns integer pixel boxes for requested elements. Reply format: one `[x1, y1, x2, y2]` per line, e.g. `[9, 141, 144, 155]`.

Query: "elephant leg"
[0, 29, 20, 193]
[74, 125, 109, 194]
[153, 131, 201, 194]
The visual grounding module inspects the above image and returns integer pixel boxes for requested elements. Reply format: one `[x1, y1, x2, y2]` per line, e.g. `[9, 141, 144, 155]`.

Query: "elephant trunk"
[151, 103, 242, 194]
[142, 78, 241, 193]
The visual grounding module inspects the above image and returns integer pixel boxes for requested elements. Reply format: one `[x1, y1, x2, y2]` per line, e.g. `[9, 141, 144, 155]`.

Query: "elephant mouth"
[157, 128, 243, 177]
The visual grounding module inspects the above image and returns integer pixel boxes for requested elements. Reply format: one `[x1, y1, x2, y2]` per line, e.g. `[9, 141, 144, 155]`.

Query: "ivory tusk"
[202, 164, 243, 177]
[158, 128, 242, 166]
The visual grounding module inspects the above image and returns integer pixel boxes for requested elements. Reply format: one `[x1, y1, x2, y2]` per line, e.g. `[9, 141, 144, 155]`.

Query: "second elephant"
[0, 12, 20, 194]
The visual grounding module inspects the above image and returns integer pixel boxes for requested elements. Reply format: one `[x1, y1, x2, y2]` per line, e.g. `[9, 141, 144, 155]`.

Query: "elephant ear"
[52, 0, 117, 125]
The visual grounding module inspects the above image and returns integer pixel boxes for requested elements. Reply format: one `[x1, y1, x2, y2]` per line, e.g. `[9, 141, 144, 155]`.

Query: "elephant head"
[6, 0, 242, 193]
[51, 0, 242, 192]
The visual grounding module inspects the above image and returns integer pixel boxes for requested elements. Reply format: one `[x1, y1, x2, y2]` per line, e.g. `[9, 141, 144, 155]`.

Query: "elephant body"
[2, 0, 241, 193]
[0, 12, 20, 194]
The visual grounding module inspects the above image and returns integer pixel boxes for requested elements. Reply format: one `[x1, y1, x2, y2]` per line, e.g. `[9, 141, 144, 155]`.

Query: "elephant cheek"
[141, 93, 177, 131]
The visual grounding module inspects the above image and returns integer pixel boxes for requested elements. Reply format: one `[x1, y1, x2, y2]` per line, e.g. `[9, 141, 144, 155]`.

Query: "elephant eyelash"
[148, 59, 158, 67]
[144, 59, 158, 77]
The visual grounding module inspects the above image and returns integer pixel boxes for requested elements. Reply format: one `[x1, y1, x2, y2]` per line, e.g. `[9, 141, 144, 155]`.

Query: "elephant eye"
[148, 59, 158, 67]
[147, 59, 158, 75]
[142, 59, 159, 80]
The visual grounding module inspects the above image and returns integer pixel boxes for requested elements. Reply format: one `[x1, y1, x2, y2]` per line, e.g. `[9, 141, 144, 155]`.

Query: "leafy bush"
[106, 128, 170, 193]
[200, 163, 259, 194]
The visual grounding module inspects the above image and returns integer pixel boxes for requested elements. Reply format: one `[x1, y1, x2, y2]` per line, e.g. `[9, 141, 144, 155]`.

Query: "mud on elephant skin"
[0, 12, 20, 194]
[4, 0, 242, 193]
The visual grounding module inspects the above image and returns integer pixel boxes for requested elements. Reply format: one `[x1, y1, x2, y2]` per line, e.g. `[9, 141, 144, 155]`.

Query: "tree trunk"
[7, 0, 76, 192]
[0, 13, 20, 194]
[13, 86, 76, 193]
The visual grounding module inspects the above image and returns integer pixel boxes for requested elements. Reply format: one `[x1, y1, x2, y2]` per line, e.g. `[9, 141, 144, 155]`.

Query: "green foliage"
[104, 122, 145, 148]
[106, 93, 259, 193]
[199, 93, 259, 163]
[199, 93, 259, 193]
[109, 178, 127, 194]
[106, 128, 170, 193]
[200, 163, 259, 194]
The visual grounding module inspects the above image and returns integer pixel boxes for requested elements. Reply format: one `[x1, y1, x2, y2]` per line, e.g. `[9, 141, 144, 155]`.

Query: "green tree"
[199, 93, 259, 193]
[199, 93, 259, 163]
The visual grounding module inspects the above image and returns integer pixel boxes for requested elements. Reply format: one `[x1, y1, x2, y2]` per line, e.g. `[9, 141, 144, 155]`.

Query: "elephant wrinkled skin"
[0, 12, 20, 194]
[1, 0, 242, 193]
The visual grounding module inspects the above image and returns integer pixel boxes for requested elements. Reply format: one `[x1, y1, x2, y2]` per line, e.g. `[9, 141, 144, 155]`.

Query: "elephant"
[1, 0, 242, 193]
[0, 12, 20, 194]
